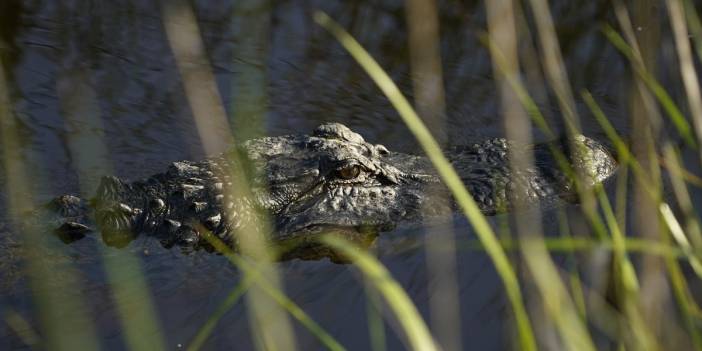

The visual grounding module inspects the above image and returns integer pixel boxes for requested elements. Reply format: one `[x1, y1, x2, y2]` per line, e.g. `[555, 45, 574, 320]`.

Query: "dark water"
[0, 0, 692, 350]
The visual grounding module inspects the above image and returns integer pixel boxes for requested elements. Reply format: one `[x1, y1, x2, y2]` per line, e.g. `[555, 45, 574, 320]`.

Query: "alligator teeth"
[190, 202, 207, 213]
[182, 184, 205, 192]
[213, 182, 223, 191]
[376, 144, 389, 155]
[118, 203, 133, 215]
[205, 214, 221, 229]
[169, 162, 200, 174]
[57, 221, 91, 234]
[164, 219, 181, 233]
[330, 197, 342, 210]
[187, 177, 204, 184]
[177, 225, 199, 245]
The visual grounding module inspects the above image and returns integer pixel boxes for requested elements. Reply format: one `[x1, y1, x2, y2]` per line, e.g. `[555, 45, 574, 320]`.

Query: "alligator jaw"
[275, 224, 380, 263]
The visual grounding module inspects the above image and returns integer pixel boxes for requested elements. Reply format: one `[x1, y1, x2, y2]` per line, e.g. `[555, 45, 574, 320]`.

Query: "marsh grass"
[313, 2, 702, 350]
[321, 235, 439, 351]
[3, 0, 702, 350]
[0, 45, 102, 351]
[314, 10, 538, 351]
[191, 233, 345, 351]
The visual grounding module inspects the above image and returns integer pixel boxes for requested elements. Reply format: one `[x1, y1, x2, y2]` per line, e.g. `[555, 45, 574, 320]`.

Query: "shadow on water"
[0, 0, 690, 349]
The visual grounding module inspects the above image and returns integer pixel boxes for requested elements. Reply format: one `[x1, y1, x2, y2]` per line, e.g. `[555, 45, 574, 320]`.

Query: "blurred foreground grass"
[1, 1, 702, 350]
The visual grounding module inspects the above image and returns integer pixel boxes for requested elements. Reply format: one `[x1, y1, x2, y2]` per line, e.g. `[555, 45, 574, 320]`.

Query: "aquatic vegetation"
[1, 1, 701, 350]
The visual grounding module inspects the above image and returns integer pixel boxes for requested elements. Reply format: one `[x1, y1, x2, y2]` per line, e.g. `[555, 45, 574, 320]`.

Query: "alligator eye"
[337, 165, 361, 180]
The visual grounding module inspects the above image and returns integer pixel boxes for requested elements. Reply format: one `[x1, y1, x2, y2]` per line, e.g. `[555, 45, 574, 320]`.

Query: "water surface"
[0, 1, 684, 349]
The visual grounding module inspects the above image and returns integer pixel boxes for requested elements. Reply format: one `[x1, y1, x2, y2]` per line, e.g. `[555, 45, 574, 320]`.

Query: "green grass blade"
[102, 250, 167, 351]
[582, 91, 661, 199]
[0, 80, 102, 351]
[313, 11, 536, 351]
[4, 310, 41, 348]
[666, 0, 702, 155]
[395, 236, 689, 261]
[602, 25, 697, 148]
[365, 281, 387, 351]
[665, 257, 702, 350]
[585, 91, 702, 262]
[682, 0, 702, 62]
[321, 235, 438, 351]
[660, 204, 702, 278]
[56, 67, 166, 351]
[597, 190, 640, 292]
[162, 2, 298, 350]
[484, 35, 611, 244]
[526, 0, 582, 137]
[556, 211, 589, 320]
[485, 1, 597, 348]
[187, 277, 254, 351]
[200, 234, 346, 351]
[659, 145, 702, 251]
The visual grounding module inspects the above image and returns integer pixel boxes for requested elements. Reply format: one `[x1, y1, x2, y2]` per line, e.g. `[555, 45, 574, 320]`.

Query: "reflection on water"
[0, 0, 686, 349]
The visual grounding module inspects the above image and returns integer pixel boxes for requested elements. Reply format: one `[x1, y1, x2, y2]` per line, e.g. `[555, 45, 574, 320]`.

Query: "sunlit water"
[0, 1, 692, 350]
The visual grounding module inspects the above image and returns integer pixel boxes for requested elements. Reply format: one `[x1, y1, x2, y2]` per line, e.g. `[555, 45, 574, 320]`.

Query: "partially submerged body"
[37, 123, 616, 261]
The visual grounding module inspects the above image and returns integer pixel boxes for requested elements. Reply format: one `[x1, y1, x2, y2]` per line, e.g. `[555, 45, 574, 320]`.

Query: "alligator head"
[240, 123, 440, 260]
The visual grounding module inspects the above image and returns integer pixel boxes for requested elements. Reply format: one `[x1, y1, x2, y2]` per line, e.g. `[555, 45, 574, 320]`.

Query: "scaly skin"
[43, 123, 617, 261]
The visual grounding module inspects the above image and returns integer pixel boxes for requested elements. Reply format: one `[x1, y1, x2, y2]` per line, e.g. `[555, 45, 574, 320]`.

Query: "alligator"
[36, 123, 616, 261]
